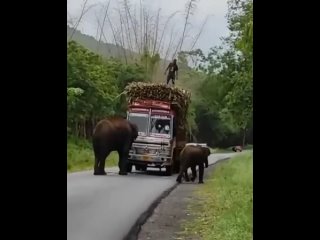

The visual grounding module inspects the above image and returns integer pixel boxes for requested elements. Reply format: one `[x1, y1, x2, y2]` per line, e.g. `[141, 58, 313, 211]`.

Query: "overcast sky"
[67, 0, 229, 55]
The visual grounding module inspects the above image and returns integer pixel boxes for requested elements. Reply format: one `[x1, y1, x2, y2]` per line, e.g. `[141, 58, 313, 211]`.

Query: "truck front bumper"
[128, 154, 171, 167]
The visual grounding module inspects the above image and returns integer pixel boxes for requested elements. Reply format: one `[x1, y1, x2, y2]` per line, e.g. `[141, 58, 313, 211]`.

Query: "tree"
[192, 0, 253, 147]
[67, 41, 148, 138]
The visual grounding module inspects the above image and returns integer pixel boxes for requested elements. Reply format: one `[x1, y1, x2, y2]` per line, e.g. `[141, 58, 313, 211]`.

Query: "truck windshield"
[128, 113, 149, 136]
[149, 115, 171, 138]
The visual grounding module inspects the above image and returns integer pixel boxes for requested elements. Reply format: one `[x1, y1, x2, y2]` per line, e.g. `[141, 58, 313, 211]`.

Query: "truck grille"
[136, 148, 158, 154]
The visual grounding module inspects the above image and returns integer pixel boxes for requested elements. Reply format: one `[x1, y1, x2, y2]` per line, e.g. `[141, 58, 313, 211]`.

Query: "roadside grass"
[243, 144, 253, 150]
[210, 148, 234, 153]
[178, 151, 253, 240]
[211, 144, 253, 153]
[67, 137, 118, 172]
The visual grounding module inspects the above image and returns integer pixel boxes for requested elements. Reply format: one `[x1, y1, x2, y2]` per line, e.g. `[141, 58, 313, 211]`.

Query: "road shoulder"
[137, 161, 225, 240]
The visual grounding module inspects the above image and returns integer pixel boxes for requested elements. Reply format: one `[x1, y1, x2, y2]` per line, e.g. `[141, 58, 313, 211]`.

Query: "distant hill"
[67, 25, 138, 60]
[67, 26, 201, 87]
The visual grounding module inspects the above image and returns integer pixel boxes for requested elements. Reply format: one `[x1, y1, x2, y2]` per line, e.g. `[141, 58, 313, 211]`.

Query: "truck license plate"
[142, 155, 151, 161]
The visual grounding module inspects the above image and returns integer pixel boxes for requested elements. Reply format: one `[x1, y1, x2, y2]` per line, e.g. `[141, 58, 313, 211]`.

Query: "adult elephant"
[176, 145, 211, 184]
[92, 117, 138, 175]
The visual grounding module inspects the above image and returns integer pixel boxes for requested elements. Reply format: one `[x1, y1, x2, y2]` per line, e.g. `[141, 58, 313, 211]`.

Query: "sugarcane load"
[124, 82, 191, 175]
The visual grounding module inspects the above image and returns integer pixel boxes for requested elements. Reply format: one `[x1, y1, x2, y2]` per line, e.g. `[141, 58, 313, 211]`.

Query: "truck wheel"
[141, 166, 147, 171]
[165, 166, 172, 176]
[127, 163, 132, 173]
[135, 165, 141, 171]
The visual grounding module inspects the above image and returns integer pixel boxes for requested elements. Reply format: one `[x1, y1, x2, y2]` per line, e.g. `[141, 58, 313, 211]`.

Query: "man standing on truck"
[165, 59, 179, 86]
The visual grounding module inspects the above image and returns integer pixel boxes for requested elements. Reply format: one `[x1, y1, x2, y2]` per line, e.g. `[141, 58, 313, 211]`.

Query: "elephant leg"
[118, 159, 121, 169]
[94, 157, 99, 174]
[176, 164, 186, 183]
[176, 159, 187, 183]
[184, 169, 190, 182]
[93, 142, 100, 174]
[190, 165, 197, 182]
[118, 148, 129, 175]
[98, 151, 108, 171]
[176, 170, 183, 183]
[198, 162, 204, 184]
[94, 150, 110, 175]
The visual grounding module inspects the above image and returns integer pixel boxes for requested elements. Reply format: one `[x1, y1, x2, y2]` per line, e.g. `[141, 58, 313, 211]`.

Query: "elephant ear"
[203, 147, 211, 157]
[129, 122, 139, 139]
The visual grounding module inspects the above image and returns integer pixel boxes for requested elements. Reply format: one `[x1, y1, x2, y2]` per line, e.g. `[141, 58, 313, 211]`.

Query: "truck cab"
[126, 99, 178, 175]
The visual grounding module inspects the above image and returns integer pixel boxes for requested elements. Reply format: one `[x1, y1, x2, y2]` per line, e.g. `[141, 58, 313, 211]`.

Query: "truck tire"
[135, 165, 147, 171]
[127, 163, 132, 173]
[141, 166, 147, 171]
[135, 165, 141, 171]
[165, 166, 173, 176]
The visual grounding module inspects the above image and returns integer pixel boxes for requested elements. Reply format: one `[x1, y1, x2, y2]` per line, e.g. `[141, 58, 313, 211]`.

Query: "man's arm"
[164, 63, 170, 75]
[175, 66, 179, 79]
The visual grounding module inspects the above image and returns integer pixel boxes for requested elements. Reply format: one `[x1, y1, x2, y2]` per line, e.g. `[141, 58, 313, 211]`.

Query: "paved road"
[67, 152, 238, 240]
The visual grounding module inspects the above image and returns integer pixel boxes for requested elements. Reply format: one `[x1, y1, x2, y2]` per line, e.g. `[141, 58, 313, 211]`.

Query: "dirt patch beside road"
[137, 162, 223, 240]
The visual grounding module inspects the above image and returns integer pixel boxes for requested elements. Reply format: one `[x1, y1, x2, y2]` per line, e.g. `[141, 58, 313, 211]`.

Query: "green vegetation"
[67, 40, 148, 138]
[67, 39, 149, 171]
[212, 145, 253, 153]
[212, 148, 235, 153]
[179, 152, 253, 240]
[67, 137, 118, 172]
[67, 0, 252, 170]
[188, 0, 253, 147]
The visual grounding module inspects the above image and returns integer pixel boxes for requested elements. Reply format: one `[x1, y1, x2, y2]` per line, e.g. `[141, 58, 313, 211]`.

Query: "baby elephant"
[176, 145, 211, 184]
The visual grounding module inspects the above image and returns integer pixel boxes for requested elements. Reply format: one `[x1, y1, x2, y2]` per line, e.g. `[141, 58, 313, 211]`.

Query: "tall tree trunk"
[179, 0, 196, 52]
[83, 119, 86, 138]
[75, 121, 79, 137]
[242, 128, 246, 147]
[97, 1, 111, 52]
[91, 118, 95, 136]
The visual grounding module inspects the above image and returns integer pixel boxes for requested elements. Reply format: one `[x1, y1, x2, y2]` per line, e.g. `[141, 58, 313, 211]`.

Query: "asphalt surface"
[67, 152, 237, 240]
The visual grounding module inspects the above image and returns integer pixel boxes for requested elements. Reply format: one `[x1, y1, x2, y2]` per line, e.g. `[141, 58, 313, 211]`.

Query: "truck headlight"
[130, 148, 136, 154]
[160, 148, 170, 155]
